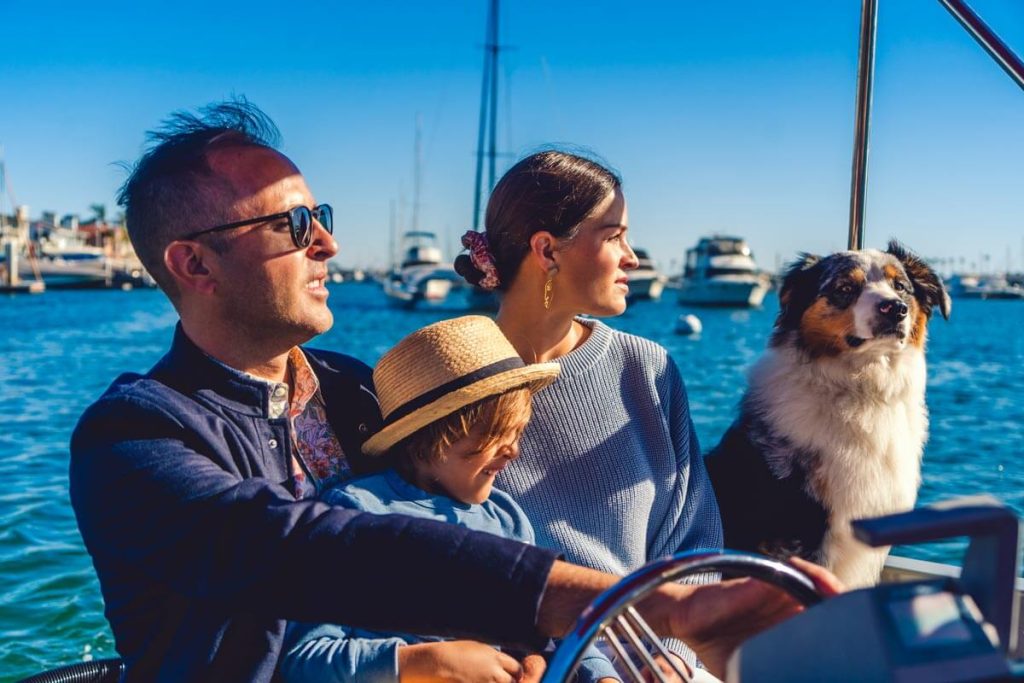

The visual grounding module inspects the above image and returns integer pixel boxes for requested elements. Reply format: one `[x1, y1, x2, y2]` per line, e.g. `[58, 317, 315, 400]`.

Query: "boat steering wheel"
[541, 550, 824, 683]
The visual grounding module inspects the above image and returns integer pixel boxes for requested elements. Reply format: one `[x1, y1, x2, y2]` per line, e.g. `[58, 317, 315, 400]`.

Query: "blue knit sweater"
[496, 318, 724, 662]
[497, 318, 722, 570]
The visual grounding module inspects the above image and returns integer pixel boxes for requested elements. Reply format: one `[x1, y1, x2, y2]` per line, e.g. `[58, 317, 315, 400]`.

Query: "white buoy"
[675, 313, 703, 336]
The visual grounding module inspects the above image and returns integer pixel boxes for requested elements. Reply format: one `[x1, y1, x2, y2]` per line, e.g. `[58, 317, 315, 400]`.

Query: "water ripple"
[2, 285, 1022, 677]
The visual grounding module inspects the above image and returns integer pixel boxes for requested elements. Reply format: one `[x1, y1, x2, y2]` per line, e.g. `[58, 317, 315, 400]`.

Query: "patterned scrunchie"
[461, 230, 500, 290]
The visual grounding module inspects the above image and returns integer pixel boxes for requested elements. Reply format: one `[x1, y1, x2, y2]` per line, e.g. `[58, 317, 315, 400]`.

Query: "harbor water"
[1, 283, 1021, 679]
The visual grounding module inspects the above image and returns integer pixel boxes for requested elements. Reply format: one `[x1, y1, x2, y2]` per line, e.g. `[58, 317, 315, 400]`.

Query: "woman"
[455, 150, 723, 667]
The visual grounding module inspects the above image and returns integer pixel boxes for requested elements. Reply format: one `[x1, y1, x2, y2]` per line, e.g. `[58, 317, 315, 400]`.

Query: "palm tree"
[89, 203, 107, 224]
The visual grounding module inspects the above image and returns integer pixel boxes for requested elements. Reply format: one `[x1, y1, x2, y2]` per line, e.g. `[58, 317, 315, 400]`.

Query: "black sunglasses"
[182, 204, 333, 249]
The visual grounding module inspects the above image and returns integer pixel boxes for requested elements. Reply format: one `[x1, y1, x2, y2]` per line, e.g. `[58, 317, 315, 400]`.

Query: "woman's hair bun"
[454, 253, 484, 286]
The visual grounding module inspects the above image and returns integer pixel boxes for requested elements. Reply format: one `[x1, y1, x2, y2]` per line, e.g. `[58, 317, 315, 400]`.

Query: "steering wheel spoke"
[543, 550, 823, 683]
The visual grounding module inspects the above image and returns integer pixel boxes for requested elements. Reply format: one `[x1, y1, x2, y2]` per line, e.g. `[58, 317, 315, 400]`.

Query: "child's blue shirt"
[279, 469, 618, 683]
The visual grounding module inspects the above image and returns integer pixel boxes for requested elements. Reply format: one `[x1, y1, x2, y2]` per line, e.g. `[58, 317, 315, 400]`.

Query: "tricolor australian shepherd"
[706, 240, 951, 587]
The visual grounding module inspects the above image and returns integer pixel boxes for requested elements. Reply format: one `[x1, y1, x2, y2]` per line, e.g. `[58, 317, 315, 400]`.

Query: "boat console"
[544, 497, 1023, 683]
[732, 497, 1019, 682]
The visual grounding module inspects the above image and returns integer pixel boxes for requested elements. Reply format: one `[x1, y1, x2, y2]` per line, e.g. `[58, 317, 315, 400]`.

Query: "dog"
[705, 240, 951, 587]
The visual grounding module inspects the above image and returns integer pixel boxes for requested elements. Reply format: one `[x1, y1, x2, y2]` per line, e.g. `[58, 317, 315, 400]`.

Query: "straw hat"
[362, 316, 560, 456]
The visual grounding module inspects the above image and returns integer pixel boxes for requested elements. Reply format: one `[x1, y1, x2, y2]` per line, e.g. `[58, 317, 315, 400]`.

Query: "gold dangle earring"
[543, 270, 555, 310]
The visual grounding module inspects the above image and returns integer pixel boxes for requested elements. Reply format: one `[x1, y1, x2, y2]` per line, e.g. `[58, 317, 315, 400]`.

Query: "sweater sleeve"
[663, 357, 724, 555]
[279, 622, 404, 683]
[653, 358, 724, 667]
[69, 394, 558, 649]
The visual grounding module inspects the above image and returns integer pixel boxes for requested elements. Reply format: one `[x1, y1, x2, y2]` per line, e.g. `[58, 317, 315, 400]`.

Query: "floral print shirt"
[264, 348, 351, 499]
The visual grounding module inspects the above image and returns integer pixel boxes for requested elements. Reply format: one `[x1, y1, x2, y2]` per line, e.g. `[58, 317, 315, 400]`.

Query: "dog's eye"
[893, 280, 906, 292]
[838, 284, 854, 295]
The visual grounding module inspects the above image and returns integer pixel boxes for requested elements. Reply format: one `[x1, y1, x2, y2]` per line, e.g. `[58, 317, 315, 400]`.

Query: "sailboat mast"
[0, 153, 6, 235]
[413, 113, 422, 233]
[488, 0, 499, 193]
[472, 0, 500, 231]
[389, 200, 397, 269]
[0, 146, 8, 236]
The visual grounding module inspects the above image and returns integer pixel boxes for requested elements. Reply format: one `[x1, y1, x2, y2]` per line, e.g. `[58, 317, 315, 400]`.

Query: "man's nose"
[878, 298, 908, 321]
[308, 219, 338, 259]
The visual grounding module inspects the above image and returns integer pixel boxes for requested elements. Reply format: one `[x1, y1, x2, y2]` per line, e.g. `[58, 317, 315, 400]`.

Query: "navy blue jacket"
[70, 326, 558, 682]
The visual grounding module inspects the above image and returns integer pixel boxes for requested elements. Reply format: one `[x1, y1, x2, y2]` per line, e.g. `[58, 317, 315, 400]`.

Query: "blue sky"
[2, 0, 1022, 273]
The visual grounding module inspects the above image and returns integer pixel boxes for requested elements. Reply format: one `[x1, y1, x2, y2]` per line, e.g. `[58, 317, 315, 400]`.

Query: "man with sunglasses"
[69, 100, 839, 682]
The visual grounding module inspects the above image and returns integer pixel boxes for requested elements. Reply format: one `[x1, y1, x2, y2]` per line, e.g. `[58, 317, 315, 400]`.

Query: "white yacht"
[677, 235, 770, 307]
[948, 273, 1024, 300]
[626, 248, 667, 301]
[37, 229, 106, 263]
[382, 231, 459, 306]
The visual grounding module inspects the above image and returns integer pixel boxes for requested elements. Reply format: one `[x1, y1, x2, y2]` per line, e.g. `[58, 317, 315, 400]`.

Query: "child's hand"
[520, 653, 547, 683]
[642, 652, 691, 682]
[398, 640, 525, 682]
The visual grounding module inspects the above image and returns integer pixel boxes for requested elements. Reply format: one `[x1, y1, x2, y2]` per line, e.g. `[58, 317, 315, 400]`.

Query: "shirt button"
[268, 438, 279, 449]
[358, 423, 369, 434]
[273, 386, 287, 398]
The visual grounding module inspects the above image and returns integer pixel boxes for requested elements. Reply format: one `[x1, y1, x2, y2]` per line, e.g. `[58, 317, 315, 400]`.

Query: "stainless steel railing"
[847, 0, 1024, 251]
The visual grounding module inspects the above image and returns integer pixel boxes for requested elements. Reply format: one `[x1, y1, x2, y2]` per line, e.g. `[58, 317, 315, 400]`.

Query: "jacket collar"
[150, 323, 277, 417]
[151, 323, 376, 422]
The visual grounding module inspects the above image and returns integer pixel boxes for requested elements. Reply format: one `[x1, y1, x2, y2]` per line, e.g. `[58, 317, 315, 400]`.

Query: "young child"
[279, 315, 618, 683]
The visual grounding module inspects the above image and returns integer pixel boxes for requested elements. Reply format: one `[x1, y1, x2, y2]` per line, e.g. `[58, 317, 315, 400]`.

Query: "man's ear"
[527, 231, 560, 272]
[164, 241, 218, 295]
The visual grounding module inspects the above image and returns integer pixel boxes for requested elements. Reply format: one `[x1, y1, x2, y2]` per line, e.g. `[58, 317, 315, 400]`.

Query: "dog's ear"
[776, 253, 823, 330]
[887, 239, 951, 320]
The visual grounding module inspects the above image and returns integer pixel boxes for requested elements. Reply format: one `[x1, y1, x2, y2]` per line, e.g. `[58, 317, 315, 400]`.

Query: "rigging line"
[504, 60, 513, 163]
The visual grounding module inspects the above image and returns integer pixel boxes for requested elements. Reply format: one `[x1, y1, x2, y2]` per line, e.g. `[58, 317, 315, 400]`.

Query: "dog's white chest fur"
[748, 343, 927, 587]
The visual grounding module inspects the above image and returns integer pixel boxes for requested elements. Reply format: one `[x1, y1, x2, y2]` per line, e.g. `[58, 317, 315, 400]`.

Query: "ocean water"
[1, 283, 1021, 679]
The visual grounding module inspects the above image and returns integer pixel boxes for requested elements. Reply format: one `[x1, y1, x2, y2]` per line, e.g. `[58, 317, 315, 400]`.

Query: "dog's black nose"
[878, 298, 908, 320]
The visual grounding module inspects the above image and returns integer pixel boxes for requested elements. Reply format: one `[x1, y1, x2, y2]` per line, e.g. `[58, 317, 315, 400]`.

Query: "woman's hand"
[398, 640, 534, 683]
